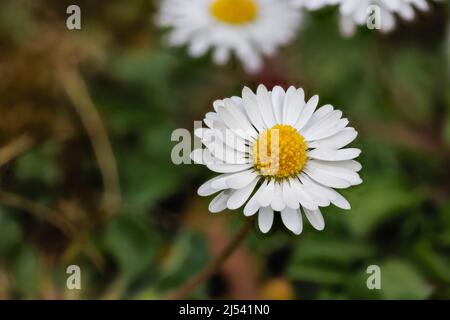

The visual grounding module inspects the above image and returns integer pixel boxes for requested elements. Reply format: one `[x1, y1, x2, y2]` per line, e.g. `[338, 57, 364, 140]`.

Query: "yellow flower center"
[210, 0, 258, 25]
[251, 125, 308, 179]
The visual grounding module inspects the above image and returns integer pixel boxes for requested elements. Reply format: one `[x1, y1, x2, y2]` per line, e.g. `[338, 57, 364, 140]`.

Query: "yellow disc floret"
[252, 124, 308, 179]
[210, 0, 258, 25]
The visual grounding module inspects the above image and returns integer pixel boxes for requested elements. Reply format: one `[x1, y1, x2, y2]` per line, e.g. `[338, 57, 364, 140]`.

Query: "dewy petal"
[244, 180, 268, 216]
[258, 207, 274, 234]
[303, 208, 325, 231]
[227, 177, 260, 210]
[208, 190, 231, 213]
[281, 208, 302, 235]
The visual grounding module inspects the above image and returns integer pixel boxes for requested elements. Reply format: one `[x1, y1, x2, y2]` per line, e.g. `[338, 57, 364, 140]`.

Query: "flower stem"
[169, 218, 254, 300]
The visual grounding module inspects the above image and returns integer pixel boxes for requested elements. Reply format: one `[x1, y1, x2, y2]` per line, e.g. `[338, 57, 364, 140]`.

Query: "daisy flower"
[335, 0, 432, 36]
[156, 0, 302, 73]
[290, 0, 340, 11]
[190, 85, 362, 235]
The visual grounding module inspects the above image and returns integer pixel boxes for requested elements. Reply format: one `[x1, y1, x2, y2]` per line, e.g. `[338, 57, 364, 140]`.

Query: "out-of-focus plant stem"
[0, 190, 73, 236]
[59, 66, 121, 216]
[169, 218, 254, 300]
[0, 134, 34, 167]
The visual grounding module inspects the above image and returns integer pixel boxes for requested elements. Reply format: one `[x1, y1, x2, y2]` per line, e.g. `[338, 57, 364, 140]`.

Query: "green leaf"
[102, 215, 158, 281]
[14, 143, 59, 185]
[288, 264, 346, 285]
[13, 246, 39, 297]
[0, 209, 23, 257]
[344, 178, 423, 236]
[157, 231, 208, 292]
[379, 260, 433, 300]
[289, 237, 376, 266]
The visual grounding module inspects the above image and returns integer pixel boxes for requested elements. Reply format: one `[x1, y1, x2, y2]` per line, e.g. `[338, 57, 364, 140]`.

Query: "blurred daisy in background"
[290, 0, 340, 11]
[335, 0, 432, 36]
[191, 85, 362, 235]
[291, 0, 436, 36]
[156, 0, 302, 73]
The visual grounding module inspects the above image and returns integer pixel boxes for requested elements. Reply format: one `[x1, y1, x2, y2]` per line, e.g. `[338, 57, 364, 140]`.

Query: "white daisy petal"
[205, 139, 249, 164]
[256, 85, 277, 128]
[216, 105, 253, 141]
[244, 180, 267, 216]
[281, 208, 302, 235]
[271, 86, 286, 124]
[258, 207, 274, 234]
[242, 86, 265, 132]
[212, 121, 248, 153]
[282, 180, 300, 210]
[308, 128, 358, 149]
[207, 163, 253, 174]
[227, 177, 260, 210]
[295, 94, 318, 130]
[329, 189, 351, 210]
[190, 148, 207, 165]
[290, 178, 319, 210]
[299, 173, 337, 201]
[304, 166, 351, 189]
[198, 173, 232, 196]
[258, 179, 275, 207]
[208, 190, 231, 213]
[271, 182, 286, 212]
[226, 170, 258, 189]
[329, 160, 362, 172]
[307, 148, 362, 161]
[307, 160, 362, 186]
[223, 99, 258, 139]
[283, 87, 304, 126]
[304, 208, 325, 231]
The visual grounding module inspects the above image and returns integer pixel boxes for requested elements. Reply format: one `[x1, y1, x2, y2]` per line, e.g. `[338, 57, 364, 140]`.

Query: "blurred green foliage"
[0, 0, 449, 300]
